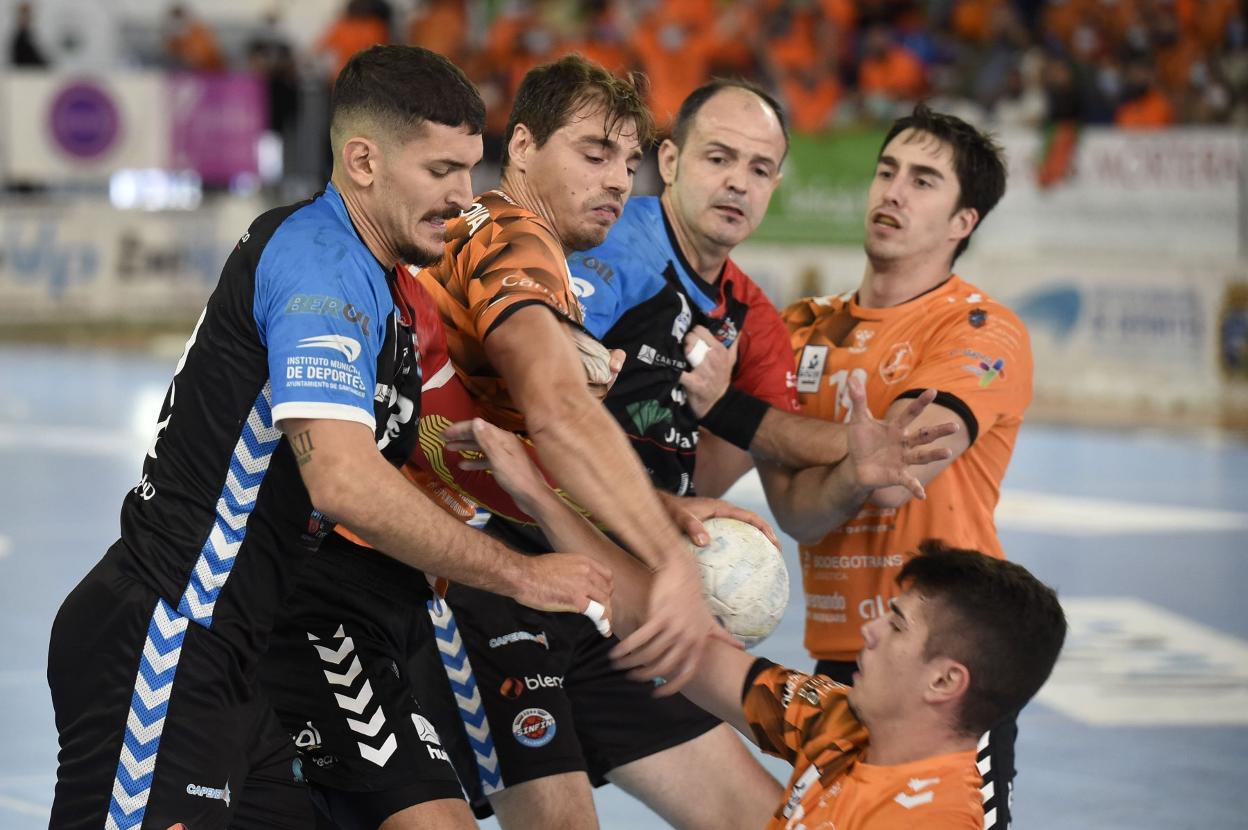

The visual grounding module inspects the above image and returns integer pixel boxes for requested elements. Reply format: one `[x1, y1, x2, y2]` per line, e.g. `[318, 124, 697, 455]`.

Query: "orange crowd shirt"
[744, 662, 983, 829]
[783, 276, 1032, 661]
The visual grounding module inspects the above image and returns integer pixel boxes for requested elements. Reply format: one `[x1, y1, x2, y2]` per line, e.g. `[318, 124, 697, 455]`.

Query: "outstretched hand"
[844, 375, 957, 500]
[658, 491, 780, 549]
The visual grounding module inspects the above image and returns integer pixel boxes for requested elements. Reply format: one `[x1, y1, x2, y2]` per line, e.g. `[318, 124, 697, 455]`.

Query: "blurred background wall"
[1, 0, 1245, 428]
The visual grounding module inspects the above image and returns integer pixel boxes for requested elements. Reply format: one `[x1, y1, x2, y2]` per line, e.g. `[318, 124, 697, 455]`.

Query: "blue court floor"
[1, 343, 1246, 828]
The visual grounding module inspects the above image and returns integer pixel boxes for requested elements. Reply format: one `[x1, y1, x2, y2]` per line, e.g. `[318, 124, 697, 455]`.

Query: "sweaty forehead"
[559, 104, 642, 153]
[688, 89, 785, 159]
[883, 129, 955, 172]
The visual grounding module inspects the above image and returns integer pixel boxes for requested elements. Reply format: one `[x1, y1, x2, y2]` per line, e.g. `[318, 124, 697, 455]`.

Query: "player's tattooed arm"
[277, 416, 612, 617]
[290, 430, 315, 466]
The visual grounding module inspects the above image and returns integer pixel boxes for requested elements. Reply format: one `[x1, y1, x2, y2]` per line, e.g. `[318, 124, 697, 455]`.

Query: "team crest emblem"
[878, 342, 915, 385]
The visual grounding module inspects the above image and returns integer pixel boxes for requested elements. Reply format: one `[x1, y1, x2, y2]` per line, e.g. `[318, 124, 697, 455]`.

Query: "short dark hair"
[330, 45, 485, 154]
[501, 54, 654, 171]
[879, 104, 1006, 262]
[898, 541, 1066, 737]
[670, 78, 790, 159]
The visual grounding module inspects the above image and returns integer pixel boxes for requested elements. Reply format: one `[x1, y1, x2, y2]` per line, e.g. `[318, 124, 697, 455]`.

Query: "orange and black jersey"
[414, 189, 586, 434]
[743, 660, 983, 830]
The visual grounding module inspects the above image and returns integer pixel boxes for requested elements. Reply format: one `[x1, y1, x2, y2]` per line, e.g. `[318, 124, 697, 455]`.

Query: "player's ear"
[340, 135, 380, 189]
[949, 206, 978, 244]
[507, 123, 535, 174]
[658, 139, 680, 186]
[925, 657, 970, 706]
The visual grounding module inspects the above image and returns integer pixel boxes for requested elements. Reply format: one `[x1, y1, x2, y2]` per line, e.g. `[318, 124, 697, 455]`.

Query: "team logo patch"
[878, 342, 915, 385]
[965, 357, 1006, 387]
[512, 707, 557, 747]
[296, 334, 362, 362]
[849, 329, 875, 353]
[796, 345, 828, 393]
[969, 308, 987, 328]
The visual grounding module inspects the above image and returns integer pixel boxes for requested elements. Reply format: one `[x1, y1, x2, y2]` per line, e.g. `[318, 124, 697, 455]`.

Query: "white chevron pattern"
[312, 624, 396, 768]
[346, 707, 386, 737]
[334, 679, 375, 715]
[314, 638, 355, 664]
[323, 656, 363, 686]
[358, 733, 397, 767]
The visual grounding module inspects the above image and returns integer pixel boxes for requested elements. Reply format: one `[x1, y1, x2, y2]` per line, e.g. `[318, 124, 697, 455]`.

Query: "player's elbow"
[298, 450, 367, 524]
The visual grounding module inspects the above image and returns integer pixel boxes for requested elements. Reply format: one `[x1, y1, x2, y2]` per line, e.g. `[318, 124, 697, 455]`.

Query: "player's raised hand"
[679, 326, 738, 419]
[845, 375, 957, 500]
[658, 491, 780, 548]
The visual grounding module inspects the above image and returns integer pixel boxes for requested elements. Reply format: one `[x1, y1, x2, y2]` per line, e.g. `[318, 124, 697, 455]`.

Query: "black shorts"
[48, 542, 311, 830]
[260, 539, 464, 830]
[816, 659, 1017, 829]
[434, 581, 720, 819]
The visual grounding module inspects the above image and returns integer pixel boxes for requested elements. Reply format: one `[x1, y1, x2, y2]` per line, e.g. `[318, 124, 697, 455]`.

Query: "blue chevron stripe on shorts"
[106, 384, 280, 829]
[428, 596, 503, 794]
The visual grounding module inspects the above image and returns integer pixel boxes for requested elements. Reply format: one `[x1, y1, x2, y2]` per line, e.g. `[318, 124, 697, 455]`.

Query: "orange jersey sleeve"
[417, 190, 586, 431]
[743, 662, 865, 768]
[891, 295, 1032, 446]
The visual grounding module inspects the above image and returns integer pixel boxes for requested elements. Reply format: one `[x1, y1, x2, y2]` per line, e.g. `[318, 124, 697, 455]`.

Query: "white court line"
[995, 490, 1248, 536]
[0, 793, 50, 819]
[721, 471, 1248, 538]
[1038, 598, 1248, 725]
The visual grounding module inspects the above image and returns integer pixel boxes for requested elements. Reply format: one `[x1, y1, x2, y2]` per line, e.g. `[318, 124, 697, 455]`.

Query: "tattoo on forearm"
[291, 430, 315, 466]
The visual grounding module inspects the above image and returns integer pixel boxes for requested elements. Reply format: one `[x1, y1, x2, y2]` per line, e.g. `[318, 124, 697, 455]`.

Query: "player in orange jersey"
[775, 104, 1029, 826]
[443, 410, 1066, 830]
[409, 57, 795, 830]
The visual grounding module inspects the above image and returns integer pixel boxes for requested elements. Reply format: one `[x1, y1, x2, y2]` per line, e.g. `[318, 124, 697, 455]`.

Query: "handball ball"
[686, 517, 789, 647]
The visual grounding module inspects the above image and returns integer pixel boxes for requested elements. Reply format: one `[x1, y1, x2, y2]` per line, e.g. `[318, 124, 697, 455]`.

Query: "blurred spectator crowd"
[8, 0, 1247, 142]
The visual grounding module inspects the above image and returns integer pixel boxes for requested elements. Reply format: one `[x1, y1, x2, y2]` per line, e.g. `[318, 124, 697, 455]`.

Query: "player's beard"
[562, 195, 622, 252]
[397, 207, 461, 267]
[396, 240, 443, 268]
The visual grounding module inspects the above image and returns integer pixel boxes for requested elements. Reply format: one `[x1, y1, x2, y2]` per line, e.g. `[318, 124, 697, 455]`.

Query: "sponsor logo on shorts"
[512, 707, 557, 748]
[500, 674, 564, 699]
[412, 713, 450, 762]
[186, 780, 231, 807]
[488, 630, 549, 649]
[293, 721, 323, 751]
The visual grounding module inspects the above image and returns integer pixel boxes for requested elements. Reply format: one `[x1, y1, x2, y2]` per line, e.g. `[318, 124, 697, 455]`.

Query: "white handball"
[686, 517, 789, 647]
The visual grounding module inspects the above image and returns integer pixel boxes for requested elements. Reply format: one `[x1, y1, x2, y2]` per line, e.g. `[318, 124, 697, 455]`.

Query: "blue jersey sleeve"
[567, 251, 624, 340]
[253, 230, 388, 429]
[569, 197, 672, 339]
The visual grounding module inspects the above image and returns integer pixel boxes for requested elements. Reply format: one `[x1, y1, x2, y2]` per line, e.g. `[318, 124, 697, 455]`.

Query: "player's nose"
[447, 169, 474, 213]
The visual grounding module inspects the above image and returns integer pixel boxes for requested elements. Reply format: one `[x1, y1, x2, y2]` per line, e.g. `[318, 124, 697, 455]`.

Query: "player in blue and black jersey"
[46, 46, 611, 830]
